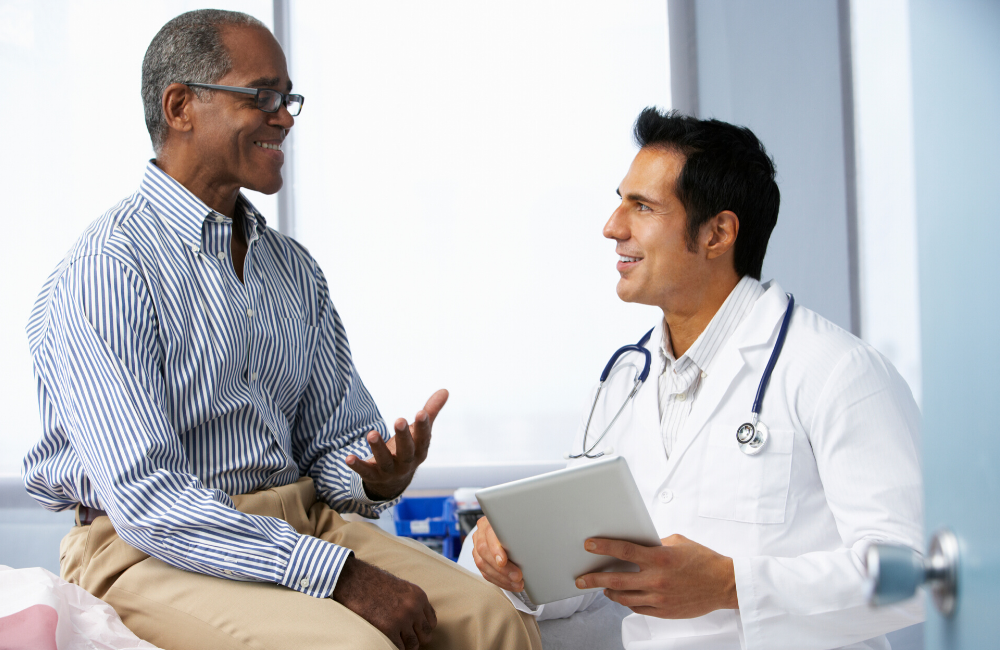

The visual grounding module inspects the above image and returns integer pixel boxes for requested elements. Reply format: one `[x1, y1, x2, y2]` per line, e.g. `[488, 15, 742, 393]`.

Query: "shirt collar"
[660, 275, 766, 372]
[138, 160, 268, 247]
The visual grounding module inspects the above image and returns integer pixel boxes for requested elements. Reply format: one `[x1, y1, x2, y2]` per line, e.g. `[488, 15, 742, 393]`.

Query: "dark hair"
[633, 107, 780, 280]
[141, 9, 267, 154]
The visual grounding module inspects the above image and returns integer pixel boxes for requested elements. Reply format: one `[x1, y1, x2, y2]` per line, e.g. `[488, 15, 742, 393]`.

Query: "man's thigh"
[315, 511, 541, 650]
[106, 555, 397, 650]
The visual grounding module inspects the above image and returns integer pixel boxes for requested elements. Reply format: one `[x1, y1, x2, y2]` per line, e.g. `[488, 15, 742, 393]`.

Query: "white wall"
[286, 1, 669, 468]
[850, 0, 922, 405]
[0, 0, 276, 474]
[0, 1, 669, 474]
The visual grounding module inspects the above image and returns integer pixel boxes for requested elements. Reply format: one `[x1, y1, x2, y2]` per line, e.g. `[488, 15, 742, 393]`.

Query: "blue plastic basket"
[394, 496, 462, 561]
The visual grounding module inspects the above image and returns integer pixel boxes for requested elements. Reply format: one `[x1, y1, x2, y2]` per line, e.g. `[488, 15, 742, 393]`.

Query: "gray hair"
[141, 9, 267, 154]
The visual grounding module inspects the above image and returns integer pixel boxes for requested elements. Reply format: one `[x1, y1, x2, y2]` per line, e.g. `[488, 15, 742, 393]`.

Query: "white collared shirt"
[657, 275, 766, 457]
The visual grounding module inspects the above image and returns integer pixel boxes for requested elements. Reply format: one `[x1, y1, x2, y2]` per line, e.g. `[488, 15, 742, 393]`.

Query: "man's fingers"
[422, 389, 449, 426]
[584, 537, 650, 564]
[575, 570, 646, 592]
[484, 520, 509, 568]
[472, 544, 523, 591]
[602, 588, 656, 608]
[367, 432, 395, 472]
[344, 455, 379, 481]
[423, 601, 437, 631]
[393, 418, 416, 464]
[413, 618, 433, 647]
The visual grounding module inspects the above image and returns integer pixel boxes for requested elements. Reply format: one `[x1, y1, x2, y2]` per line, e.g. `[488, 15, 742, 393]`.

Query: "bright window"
[0, 0, 669, 474]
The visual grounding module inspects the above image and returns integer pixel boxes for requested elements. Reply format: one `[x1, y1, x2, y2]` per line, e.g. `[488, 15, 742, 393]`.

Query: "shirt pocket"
[696, 421, 794, 524]
[262, 316, 319, 410]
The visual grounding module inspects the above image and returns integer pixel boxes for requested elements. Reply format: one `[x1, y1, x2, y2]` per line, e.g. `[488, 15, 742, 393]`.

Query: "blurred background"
[0, 0, 919, 476]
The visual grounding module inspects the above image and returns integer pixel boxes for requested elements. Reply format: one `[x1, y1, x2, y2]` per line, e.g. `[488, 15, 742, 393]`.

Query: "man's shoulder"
[63, 191, 150, 270]
[27, 192, 151, 348]
[785, 303, 912, 402]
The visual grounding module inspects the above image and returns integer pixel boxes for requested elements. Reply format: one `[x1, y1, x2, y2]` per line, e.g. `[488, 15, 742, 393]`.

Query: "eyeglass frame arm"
[182, 82, 304, 114]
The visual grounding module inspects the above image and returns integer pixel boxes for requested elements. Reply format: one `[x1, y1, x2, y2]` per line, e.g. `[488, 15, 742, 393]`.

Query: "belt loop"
[75, 503, 83, 527]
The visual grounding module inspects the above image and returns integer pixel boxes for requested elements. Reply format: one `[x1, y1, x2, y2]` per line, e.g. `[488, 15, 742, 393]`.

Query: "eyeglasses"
[183, 83, 304, 116]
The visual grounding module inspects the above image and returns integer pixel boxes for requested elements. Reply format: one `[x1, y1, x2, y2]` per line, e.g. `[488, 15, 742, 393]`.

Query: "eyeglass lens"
[257, 89, 303, 116]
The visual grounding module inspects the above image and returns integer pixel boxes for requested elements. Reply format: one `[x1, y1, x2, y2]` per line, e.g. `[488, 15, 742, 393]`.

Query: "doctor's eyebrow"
[617, 188, 659, 206]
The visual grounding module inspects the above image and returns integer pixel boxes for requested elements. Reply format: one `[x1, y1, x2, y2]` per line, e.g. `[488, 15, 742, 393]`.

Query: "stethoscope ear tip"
[563, 452, 571, 460]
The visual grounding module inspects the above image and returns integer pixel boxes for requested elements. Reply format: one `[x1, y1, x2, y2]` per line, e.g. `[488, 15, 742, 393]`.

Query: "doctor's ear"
[702, 210, 739, 261]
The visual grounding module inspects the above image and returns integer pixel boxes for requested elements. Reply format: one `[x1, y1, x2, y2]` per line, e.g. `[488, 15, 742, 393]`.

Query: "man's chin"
[245, 176, 283, 195]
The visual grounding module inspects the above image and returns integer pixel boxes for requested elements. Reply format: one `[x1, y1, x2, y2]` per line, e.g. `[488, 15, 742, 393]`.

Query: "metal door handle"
[867, 528, 959, 616]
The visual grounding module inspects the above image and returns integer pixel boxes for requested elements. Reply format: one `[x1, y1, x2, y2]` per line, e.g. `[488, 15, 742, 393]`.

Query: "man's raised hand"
[345, 389, 449, 501]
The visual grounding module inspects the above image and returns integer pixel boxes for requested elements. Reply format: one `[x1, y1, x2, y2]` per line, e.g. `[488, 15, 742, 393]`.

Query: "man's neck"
[661, 273, 741, 358]
[153, 156, 241, 219]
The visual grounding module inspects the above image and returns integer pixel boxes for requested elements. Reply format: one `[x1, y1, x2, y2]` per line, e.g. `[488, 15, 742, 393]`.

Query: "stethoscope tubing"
[572, 292, 796, 460]
[750, 293, 795, 421]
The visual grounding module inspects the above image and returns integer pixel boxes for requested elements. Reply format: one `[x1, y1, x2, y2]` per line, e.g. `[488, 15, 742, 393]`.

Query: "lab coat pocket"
[696, 422, 793, 524]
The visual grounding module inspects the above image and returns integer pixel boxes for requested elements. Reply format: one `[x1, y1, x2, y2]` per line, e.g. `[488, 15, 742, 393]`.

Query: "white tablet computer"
[475, 456, 660, 605]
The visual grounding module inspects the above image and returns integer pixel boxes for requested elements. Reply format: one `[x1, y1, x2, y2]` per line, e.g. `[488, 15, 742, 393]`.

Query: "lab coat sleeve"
[734, 345, 924, 650]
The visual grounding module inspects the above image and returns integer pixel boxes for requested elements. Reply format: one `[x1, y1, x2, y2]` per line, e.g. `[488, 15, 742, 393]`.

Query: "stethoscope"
[568, 294, 795, 460]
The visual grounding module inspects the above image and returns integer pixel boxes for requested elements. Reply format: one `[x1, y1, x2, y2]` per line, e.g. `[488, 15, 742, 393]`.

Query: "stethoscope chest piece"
[736, 420, 769, 455]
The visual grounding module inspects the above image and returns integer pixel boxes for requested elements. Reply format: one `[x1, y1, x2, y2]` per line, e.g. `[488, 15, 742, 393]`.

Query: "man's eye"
[637, 203, 651, 211]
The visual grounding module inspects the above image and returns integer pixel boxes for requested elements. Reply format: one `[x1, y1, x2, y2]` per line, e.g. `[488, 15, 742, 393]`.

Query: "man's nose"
[603, 206, 628, 240]
[273, 103, 295, 130]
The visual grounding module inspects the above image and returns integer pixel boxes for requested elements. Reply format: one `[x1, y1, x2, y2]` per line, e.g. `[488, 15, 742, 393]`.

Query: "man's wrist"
[720, 556, 738, 609]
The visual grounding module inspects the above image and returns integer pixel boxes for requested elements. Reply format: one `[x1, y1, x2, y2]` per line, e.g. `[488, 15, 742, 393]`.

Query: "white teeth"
[619, 256, 640, 263]
[255, 141, 282, 151]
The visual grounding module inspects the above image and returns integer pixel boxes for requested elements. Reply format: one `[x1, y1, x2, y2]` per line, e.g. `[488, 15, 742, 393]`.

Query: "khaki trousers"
[59, 478, 541, 650]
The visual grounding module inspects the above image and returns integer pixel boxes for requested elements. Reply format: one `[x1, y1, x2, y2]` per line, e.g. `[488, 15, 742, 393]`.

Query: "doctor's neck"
[661, 272, 741, 358]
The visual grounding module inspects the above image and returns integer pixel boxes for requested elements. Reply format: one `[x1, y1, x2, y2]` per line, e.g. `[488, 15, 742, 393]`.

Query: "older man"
[468, 109, 924, 649]
[22, 9, 539, 650]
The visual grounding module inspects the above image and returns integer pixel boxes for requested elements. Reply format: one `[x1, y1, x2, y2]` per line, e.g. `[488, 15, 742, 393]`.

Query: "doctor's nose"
[603, 206, 629, 241]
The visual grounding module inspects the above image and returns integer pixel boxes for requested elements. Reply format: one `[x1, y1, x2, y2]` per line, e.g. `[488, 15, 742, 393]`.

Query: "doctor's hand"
[576, 534, 738, 619]
[346, 389, 449, 501]
[470, 516, 525, 592]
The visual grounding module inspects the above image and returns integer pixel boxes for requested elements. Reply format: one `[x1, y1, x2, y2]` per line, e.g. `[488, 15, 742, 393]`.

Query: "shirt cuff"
[280, 534, 353, 598]
[503, 588, 545, 617]
[349, 464, 403, 513]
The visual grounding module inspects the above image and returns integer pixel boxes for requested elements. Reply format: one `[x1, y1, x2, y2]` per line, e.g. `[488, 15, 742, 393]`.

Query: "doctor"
[466, 108, 923, 649]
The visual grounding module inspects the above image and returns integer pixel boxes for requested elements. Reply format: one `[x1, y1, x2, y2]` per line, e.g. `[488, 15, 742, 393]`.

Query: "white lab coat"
[489, 282, 924, 650]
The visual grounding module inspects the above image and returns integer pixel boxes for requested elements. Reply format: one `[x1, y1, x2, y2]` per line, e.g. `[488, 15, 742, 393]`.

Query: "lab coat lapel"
[624, 320, 671, 499]
[665, 283, 791, 468]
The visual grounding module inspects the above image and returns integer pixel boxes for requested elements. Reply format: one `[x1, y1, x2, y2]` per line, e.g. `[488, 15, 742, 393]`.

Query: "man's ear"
[703, 210, 739, 261]
[161, 83, 196, 138]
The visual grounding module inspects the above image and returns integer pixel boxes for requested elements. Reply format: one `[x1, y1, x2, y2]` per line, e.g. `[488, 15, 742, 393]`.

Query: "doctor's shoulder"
[779, 303, 919, 429]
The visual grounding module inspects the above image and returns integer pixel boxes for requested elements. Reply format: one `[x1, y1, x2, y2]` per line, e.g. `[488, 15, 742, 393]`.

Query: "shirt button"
[701, 371, 708, 379]
[250, 372, 258, 381]
[659, 489, 674, 503]
[224, 569, 233, 575]
[191, 246, 199, 254]
[300, 577, 310, 588]
[217, 251, 226, 260]
[247, 308, 255, 318]
[677, 393, 687, 401]
[215, 214, 225, 222]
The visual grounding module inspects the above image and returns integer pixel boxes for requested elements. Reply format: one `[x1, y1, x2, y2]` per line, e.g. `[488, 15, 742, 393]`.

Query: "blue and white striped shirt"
[22, 161, 394, 599]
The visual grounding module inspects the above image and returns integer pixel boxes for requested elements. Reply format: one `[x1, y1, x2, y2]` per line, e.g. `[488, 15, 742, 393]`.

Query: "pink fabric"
[0, 566, 160, 650]
[0, 603, 59, 650]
